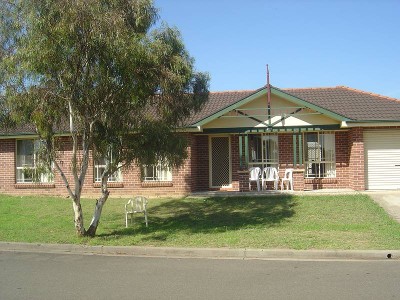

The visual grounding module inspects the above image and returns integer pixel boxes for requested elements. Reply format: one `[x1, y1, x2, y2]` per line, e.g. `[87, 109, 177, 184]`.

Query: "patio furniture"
[281, 168, 294, 191]
[249, 167, 261, 191]
[261, 167, 279, 190]
[125, 196, 148, 228]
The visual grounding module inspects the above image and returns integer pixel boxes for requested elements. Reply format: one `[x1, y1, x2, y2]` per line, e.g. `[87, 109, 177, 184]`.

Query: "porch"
[190, 86, 365, 192]
[189, 188, 358, 198]
[198, 128, 350, 193]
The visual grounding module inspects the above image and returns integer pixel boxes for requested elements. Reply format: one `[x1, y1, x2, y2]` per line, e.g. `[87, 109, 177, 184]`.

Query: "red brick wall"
[302, 131, 350, 190]
[0, 139, 16, 193]
[1, 128, 386, 196]
[191, 134, 240, 192]
[194, 135, 209, 191]
[189, 132, 357, 192]
[278, 133, 293, 168]
[0, 135, 196, 198]
[303, 131, 351, 190]
[348, 127, 365, 191]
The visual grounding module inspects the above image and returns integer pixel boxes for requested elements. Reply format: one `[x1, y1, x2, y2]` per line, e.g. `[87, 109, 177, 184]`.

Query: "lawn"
[1, 193, 400, 250]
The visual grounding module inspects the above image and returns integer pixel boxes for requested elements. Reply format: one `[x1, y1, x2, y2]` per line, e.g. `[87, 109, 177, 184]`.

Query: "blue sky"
[155, 0, 400, 98]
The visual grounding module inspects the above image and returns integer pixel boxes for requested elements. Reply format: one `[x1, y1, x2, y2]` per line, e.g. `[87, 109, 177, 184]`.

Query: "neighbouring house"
[1, 85, 400, 196]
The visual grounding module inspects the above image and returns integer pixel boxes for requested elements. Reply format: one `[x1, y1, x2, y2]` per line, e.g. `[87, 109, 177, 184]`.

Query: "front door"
[209, 136, 231, 188]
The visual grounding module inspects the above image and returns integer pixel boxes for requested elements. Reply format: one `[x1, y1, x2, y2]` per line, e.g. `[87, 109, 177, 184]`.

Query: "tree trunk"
[72, 199, 86, 236]
[86, 189, 110, 237]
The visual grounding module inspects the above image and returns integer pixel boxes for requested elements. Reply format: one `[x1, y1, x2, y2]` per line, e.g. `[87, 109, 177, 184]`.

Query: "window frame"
[303, 132, 336, 178]
[248, 133, 279, 170]
[15, 139, 53, 183]
[93, 155, 123, 183]
[142, 163, 172, 182]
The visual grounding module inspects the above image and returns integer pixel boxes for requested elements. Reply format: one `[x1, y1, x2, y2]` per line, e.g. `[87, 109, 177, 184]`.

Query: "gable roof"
[283, 86, 400, 122]
[186, 86, 400, 126]
[2, 85, 400, 136]
[184, 89, 259, 126]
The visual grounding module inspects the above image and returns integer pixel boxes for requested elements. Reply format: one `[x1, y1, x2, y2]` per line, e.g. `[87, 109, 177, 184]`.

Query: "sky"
[155, 0, 400, 98]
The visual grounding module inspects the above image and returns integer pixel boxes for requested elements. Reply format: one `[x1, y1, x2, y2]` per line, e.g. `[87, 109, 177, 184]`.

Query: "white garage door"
[364, 129, 400, 190]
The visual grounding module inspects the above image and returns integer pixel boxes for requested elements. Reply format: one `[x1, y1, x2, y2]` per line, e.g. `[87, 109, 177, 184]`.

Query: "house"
[1, 85, 400, 196]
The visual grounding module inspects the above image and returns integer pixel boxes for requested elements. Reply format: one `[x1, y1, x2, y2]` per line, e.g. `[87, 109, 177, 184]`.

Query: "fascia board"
[345, 121, 400, 127]
[0, 132, 71, 139]
[0, 133, 39, 139]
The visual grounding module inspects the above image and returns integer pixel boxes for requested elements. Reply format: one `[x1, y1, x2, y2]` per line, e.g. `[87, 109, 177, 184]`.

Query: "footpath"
[0, 241, 399, 261]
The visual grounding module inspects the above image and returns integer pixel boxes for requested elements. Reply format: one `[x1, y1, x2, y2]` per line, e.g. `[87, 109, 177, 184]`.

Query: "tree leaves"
[1, 0, 210, 235]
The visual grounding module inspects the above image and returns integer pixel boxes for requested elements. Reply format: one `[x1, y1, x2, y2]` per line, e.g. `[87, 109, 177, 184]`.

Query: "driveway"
[365, 190, 400, 223]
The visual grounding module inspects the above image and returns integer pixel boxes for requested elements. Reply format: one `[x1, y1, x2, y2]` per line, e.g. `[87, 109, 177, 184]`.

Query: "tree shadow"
[98, 195, 296, 241]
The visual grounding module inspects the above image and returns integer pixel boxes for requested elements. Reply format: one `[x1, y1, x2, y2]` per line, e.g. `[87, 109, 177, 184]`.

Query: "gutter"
[176, 125, 203, 133]
[343, 120, 400, 128]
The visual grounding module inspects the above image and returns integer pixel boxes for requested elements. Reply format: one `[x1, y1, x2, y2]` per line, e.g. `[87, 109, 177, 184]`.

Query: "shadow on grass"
[98, 195, 296, 241]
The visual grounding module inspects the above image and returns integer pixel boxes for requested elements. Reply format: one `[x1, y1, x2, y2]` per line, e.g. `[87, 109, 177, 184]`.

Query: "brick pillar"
[292, 169, 305, 191]
[238, 170, 250, 192]
[349, 127, 365, 191]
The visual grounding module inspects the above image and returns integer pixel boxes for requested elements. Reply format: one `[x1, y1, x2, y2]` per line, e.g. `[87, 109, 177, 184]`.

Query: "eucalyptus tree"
[0, 0, 209, 236]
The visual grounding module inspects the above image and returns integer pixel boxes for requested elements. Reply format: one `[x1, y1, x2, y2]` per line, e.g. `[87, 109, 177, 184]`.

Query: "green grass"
[1, 193, 400, 250]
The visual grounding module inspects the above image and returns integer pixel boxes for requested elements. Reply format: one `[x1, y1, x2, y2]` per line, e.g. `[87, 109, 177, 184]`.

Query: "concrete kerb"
[1, 242, 399, 261]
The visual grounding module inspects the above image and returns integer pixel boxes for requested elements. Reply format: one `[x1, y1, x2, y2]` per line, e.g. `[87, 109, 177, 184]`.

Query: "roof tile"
[187, 86, 400, 125]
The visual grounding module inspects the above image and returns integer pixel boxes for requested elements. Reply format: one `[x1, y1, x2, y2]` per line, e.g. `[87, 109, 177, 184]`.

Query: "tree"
[0, 0, 209, 237]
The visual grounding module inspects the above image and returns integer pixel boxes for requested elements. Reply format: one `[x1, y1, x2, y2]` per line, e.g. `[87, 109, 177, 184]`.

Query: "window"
[248, 134, 279, 169]
[16, 139, 52, 183]
[94, 156, 122, 182]
[304, 132, 336, 178]
[142, 163, 172, 182]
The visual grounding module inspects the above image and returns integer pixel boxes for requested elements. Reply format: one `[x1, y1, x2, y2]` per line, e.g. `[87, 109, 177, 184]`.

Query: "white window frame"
[93, 155, 122, 183]
[142, 163, 172, 182]
[304, 132, 336, 178]
[248, 134, 279, 170]
[16, 139, 53, 183]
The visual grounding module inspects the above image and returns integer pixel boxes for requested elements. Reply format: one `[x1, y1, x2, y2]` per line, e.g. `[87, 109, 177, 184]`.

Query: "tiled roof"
[0, 123, 37, 135]
[281, 86, 400, 122]
[184, 89, 260, 126]
[186, 86, 400, 125]
[2, 86, 400, 135]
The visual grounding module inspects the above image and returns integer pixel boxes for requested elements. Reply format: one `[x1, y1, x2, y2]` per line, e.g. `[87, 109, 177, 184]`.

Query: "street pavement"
[1, 251, 400, 300]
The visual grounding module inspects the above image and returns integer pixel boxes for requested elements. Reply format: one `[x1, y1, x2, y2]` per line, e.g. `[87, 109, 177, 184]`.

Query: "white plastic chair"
[281, 168, 294, 191]
[125, 196, 148, 228]
[249, 167, 261, 191]
[261, 167, 279, 190]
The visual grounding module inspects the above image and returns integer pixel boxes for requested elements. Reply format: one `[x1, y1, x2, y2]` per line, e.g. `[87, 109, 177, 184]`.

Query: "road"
[1, 251, 399, 300]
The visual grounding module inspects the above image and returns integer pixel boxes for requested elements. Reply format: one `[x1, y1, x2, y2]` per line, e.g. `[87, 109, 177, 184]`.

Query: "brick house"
[1, 85, 400, 196]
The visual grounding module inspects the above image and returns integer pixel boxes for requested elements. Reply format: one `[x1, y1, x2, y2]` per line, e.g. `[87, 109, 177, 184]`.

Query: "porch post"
[239, 135, 243, 168]
[291, 130, 305, 191]
[238, 134, 250, 192]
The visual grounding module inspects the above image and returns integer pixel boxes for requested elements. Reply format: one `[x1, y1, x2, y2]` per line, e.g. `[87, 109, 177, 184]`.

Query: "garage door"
[364, 129, 400, 190]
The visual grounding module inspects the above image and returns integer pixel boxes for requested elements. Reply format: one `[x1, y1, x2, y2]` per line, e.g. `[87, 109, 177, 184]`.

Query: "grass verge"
[1, 193, 400, 250]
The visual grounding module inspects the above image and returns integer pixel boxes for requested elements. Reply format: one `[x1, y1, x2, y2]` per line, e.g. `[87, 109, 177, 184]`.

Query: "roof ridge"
[210, 89, 255, 94]
[337, 86, 400, 102]
[282, 86, 337, 91]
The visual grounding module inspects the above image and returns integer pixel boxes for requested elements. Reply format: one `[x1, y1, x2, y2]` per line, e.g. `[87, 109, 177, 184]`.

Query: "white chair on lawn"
[249, 167, 261, 191]
[261, 167, 279, 190]
[125, 196, 148, 228]
[281, 168, 294, 191]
